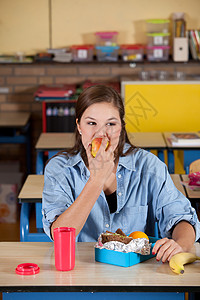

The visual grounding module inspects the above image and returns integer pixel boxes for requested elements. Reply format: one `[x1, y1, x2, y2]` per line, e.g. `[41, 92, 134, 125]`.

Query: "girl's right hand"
[85, 135, 115, 184]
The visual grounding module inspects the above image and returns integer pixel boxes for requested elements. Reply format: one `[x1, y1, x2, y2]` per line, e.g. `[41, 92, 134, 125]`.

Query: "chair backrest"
[189, 159, 200, 174]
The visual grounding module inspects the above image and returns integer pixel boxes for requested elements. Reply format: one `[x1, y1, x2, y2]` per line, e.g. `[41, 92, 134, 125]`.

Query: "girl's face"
[77, 102, 122, 151]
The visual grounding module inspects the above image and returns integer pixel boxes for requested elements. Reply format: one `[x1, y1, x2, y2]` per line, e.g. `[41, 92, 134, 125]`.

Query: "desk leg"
[167, 149, 174, 174]
[36, 202, 43, 231]
[26, 123, 31, 174]
[20, 203, 51, 242]
[36, 151, 44, 175]
[157, 150, 164, 163]
[48, 150, 59, 159]
[20, 203, 31, 242]
[2, 292, 185, 300]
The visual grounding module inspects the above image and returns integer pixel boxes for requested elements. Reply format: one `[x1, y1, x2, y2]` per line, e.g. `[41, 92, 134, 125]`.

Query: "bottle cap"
[15, 263, 40, 275]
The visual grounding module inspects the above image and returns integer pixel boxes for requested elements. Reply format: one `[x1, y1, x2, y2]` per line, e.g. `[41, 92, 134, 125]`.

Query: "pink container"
[54, 227, 76, 271]
[95, 31, 118, 46]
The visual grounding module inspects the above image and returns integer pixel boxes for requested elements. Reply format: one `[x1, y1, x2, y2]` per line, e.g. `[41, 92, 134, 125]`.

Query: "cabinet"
[42, 100, 76, 133]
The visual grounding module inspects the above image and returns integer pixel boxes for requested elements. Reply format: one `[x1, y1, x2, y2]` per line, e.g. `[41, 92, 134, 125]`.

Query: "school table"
[163, 132, 200, 174]
[127, 132, 167, 162]
[18, 175, 49, 242]
[0, 242, 200, 300]
[0, 112, 31, 174]
[35, 132, 75, 174]
[18, 174, 186, 242]
[35, 132, 75, 234]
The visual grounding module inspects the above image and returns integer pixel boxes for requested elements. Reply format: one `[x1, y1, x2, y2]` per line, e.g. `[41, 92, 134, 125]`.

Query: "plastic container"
[120, 44, 144, 61]
[15, 263, 40, 275]
[146, 45, 170, 61]
[95, 237, 159, 267]
[71, 45, 94, 62]
[146, 19, 170, 33]
[95, 31, 118, 46]
[95, 46, 119, 61]
[54, 227, 76, 271]
[147, 33, 170, 46]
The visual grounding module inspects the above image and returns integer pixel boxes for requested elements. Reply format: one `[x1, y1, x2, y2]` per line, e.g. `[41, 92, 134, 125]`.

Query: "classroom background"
[0, 0, 200, 243]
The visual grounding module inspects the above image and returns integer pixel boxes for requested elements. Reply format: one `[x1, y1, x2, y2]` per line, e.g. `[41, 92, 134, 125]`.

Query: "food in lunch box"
[91, 137, 109, 157]
[101, 228, 133, 244]
[96, 228, 152, 255]
[129, 231, 149, 241]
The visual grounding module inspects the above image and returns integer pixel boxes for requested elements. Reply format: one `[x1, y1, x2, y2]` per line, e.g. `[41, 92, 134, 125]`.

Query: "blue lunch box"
[95, 236, 159, 267]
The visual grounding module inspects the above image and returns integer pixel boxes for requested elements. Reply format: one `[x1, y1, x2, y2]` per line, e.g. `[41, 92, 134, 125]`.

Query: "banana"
[169, 252, 200, 275]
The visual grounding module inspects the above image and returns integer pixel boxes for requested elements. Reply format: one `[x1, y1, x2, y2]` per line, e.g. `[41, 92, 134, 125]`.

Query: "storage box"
[71, 45, 94, 62]
[120, 44, 144, 61]
[95, 46, 119, 61]
[146, 45, 170, 61]
[147, 33, 170, 46]
[95, 237, 158, 267]
[95, 31, 118, 46]
[173, 37, 188, 62]
[146, 19, 170, 33]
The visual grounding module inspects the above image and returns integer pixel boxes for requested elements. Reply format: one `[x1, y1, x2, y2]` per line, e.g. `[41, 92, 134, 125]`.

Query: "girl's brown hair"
[57, 85, 135, 165]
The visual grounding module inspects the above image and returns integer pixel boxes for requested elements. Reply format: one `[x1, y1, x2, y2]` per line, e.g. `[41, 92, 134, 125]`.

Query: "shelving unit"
[42, 100, 76, 133]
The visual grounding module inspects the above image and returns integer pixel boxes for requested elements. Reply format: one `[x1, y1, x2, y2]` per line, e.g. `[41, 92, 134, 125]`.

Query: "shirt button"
[118, 192, 122, 196]
[118, 174, 122, 178]
[105, 224, 109, 228]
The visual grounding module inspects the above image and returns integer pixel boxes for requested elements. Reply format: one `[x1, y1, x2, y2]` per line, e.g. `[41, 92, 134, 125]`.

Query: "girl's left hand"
[152, 238, 184, 263]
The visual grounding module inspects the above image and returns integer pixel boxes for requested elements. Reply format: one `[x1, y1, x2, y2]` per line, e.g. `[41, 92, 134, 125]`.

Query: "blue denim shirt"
[42, 145, 200, 242]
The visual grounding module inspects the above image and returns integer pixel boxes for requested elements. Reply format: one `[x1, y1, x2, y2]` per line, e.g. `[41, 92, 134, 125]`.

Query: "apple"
[91, 138, 109, 157]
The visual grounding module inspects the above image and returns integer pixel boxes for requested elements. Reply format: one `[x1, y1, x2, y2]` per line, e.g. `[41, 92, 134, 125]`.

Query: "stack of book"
[170, 133, 200, 147]
[34, 84, 77, 101]
[188, 29, 200, 60]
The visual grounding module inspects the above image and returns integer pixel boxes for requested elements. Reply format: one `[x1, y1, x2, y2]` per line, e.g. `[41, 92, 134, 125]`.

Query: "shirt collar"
[65, 152, 90, 178]
[64, 143, 136, 175]
[118, 143, 136, 171]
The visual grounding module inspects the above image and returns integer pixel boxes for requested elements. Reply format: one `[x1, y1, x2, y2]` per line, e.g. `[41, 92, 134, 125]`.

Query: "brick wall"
[0, 62, 200, 174]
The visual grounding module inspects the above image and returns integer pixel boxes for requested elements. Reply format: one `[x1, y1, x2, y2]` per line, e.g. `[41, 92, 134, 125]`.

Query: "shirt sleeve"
[155, 166, 200, 241]
[42, 158, 75, 240]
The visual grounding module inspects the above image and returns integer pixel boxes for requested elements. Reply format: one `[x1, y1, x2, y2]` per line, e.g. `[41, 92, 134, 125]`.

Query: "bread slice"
[101, 228, 133, 244]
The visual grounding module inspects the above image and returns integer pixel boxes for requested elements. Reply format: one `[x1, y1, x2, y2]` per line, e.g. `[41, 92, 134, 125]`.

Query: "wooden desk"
[18, 174, 186, 243]
[34, 132, 75, 239]
[163, 132, 200, 174]
[0, 242, 200, 300]
[0, 112, 30, 127]
[35, 132, 75, 174]
[170, 174, 186, 197]
[128, 132, 167, 162]
[0, 112, 31, 174]
[19, 174, 186, 203]
[18, 175, 44, 202]
[18, 175, 48, 242]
